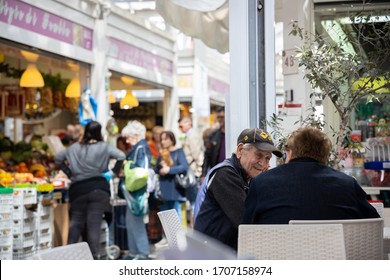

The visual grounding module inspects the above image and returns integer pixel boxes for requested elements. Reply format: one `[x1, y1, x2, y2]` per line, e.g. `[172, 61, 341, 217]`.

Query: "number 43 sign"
[282, 49, 299, 75]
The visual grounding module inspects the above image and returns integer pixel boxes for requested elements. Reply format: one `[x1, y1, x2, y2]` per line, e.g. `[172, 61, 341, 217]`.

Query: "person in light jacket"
[178, 116, 204, 226]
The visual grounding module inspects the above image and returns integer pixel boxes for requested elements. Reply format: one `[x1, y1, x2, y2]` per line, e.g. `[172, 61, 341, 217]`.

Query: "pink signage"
[208, 77, 229, 95]
[108, 37, 173, 76]
[0, 0, 93, 50]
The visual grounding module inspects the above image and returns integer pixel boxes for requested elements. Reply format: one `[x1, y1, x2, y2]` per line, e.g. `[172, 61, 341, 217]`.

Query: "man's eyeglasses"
[217, 115, 224, 120]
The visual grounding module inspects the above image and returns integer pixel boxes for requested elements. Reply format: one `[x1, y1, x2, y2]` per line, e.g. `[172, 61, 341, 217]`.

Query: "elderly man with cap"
[194, 128, 282, 250]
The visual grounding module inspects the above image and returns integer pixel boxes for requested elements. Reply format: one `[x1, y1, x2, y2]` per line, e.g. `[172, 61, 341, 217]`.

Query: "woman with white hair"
[121, 120, 152, 260]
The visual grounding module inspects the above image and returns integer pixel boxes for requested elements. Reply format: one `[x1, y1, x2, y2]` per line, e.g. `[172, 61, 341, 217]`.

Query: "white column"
[90, 18, 109, 133]
[228, 0, 276, 156]
[280, 0, 312, 133]
[192, 56, 210, 132]
[228, 0, 251, 155]
[265, 0, 276, 122]
[163, 49, 180, 134]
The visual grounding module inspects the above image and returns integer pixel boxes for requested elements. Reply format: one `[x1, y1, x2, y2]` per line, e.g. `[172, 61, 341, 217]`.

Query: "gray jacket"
[54, 141, 126, 182]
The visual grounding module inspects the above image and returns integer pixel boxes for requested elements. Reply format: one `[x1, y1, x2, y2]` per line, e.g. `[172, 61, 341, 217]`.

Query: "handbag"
[173, 151, 196, 189]
[175, 167, 196, 189]
[124, 146, 149, 192]
[121, 183, 149, 217]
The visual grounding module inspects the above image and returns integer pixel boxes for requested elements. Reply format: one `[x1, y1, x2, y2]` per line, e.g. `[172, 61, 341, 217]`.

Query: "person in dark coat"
[194, 128, 282, 250]
[154, 130, 189, 221]
[242, 126, 380, 225]
[201, 107, 225, 181]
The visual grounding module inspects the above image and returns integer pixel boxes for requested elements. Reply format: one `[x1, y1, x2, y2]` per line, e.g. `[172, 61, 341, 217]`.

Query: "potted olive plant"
[269, 14, 390, 169]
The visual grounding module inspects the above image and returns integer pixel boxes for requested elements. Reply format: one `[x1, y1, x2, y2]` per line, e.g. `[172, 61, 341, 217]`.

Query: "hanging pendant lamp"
[65, 77, 81, 98]
[108, 90, 116, 103]
[120, 90, 139, 109]
[20, 64, 45, 88]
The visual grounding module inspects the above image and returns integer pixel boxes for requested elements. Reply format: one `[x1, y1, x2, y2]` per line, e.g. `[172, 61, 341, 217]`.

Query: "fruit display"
[0, 169, 13, 186]
[30, 164, 47, 178]
[13, 173, 35, 183]
[0, 136, 56, 186]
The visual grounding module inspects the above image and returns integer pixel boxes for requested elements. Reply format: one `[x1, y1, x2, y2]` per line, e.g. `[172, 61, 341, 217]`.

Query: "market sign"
[208, 77, 229, 95]
[108, 37, 174, 77]
[0, 0, 93, 50]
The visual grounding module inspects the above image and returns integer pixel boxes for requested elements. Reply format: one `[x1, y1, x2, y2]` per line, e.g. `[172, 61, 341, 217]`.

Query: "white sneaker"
[154, 237, 168, 248]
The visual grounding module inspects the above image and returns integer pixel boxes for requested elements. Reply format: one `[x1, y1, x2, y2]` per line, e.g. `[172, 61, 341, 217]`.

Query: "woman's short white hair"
[122, 120, 146, 139]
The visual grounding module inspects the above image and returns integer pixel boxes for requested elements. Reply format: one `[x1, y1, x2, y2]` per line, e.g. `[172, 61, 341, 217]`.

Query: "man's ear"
[236, 143, 244, 158]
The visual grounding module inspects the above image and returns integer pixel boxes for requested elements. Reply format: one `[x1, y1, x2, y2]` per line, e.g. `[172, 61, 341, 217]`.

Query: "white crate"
[0, 220, 12, 230]
[13, 232, 35, 249]
[0, 225, 12, 260]
[12, 205, 34, 220]
[0, 193, 13, 206]
[37, 220, 51, 231]
[36, 231, 51, 244]
[0, 228, 12, 236]
[12, 218, 35, 234]
[36, 214, 51, 231]
[13, 245, 35, 260]
[0, 194, 13, 203]
[36, 240, 52, 251]
[37, 206, 51, 217]
[11, 206, 24, 220]
[0, 251, 13, 260]
[0, 233, 13, 246]
[0, 244, 12, 253]
[13, 188, 37, 205]
[0, 204, 13, 213]
[0, 211, 12, 230]
[0, 212, 12, 221]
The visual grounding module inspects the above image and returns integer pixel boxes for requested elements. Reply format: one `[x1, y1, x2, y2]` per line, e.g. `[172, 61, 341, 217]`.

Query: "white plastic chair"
[29, 242, 93, 260]
[370, 202, 384, 218]
[160, 230, 238, 260]
[157, 209, 185, 249]
[289, 218, 384, 260]
[238, 224, 346, 260]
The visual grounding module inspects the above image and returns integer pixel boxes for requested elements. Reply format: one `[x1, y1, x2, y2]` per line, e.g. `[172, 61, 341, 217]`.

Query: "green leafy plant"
[278, 13, 390, 168]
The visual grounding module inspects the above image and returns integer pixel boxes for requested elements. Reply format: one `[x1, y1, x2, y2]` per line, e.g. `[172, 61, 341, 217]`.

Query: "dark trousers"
[68, 189, 110, 259]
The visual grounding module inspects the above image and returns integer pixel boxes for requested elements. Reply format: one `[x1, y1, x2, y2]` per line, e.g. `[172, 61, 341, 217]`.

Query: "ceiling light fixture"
[120, 90, 139, 109]
[65, 77, 81, 98]
[19, 64, 45, 88]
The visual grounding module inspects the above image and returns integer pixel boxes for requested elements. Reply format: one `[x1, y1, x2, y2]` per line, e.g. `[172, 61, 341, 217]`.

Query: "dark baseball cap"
[237, 128, 283, 157]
